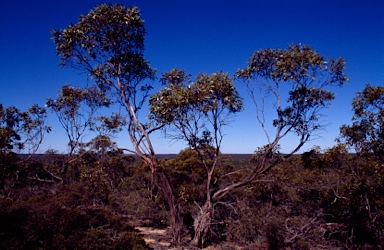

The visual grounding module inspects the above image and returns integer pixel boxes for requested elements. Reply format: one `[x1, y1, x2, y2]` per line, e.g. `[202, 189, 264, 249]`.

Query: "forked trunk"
[191, 200, 213, 248]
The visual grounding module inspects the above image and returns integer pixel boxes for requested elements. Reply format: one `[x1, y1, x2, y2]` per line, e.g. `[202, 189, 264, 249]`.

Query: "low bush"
[0, 185, 148, 249]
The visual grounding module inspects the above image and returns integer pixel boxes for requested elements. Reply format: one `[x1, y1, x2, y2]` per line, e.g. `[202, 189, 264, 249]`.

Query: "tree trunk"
[157, 171, 182, 246]
[191, 200, 213, 248]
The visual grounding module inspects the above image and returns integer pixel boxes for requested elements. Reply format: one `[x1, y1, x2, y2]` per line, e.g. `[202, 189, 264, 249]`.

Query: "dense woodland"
[1, 3, 383, 250]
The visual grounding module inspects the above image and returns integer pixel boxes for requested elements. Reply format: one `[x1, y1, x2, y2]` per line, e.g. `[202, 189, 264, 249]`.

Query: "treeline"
[0, 146, 383, 249]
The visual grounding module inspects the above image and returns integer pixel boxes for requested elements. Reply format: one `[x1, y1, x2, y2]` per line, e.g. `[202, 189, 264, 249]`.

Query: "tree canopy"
[237, 44, 348, 156]
[0, 103, 49, 154]
[51, 3, 155, 113]
[51, 3, 181, 244]
[150, 69, 243, 148]
[339, 84, 384, 160]
[46, 84, 110, 154]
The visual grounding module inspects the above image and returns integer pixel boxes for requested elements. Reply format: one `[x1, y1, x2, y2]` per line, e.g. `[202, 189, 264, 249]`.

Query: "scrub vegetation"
[1, 3, 383, 249]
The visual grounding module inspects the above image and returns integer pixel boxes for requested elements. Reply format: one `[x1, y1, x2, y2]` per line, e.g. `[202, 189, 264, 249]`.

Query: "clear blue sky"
[0, 0, 383, 154]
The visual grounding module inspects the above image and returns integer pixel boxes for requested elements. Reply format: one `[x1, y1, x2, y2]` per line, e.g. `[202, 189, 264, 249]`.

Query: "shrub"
[0, 186, 149, 249]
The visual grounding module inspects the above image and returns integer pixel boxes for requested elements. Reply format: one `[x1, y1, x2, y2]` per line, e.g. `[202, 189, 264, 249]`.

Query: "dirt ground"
[136, 226, 172, 250]
[135, 226, 266, 250]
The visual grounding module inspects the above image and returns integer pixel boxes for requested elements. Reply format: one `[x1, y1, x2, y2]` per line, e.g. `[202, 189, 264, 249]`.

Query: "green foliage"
[108, 161, 169, 228]
[51, 6, 173, 239]
[161, 149, 206, 202]
[150, 70, 244, 246]
[320, 154, 384, 246]
[215, 149, 384, 249]
[150, 70, 243, 149]
[46, 85, 109, 118]
[51, 3, 155, 111]
[1, 143, 383, 249]
[237, 44, 348, 155]
[237, 44, 347, 84]
[92, 113, 127, 136]
[46, 84, 109, 154]
[0, 150, 148, 248]
[116, 187, 168, 227]
[0, 103, 49, 153]
[250, 144, 281, 166]
[339, 84, 384, 161]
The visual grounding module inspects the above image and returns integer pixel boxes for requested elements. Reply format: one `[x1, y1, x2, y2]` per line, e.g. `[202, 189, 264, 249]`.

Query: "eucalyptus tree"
[337, 84, 384, 244]
[149, 70, 243, 247]
[46, 84, 109, 156]
[51, 3, 181, 244]
[339, 84, 384, 162]
[46, 84, 109, 182]
[0, 103, 49, 155]
[86, 113, 127, 157]
[233, 44, 347, 187]
[150, 44, 348, 247]
[0, 103, 51, 189]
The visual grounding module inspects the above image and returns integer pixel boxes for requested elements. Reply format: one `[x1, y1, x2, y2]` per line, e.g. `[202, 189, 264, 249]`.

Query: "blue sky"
[0, 0, 383, 154]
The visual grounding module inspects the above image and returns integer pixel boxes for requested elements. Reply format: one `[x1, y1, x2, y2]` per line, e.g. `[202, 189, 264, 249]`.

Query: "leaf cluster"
[237, 44, 347, 85]
[237, 44, 348, 155]
[339, 84, 384, 160]
[46, 84, 109, 117]
[149, 69, 243, 149]
[151, 70, 243, 123]
[51, 3, 155, 107]
[0, 103, 49, 153]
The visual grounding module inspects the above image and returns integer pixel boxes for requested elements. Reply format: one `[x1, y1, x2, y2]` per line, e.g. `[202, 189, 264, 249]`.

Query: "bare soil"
[136, 226, 172, 250]
[135, 226, 268, 250]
